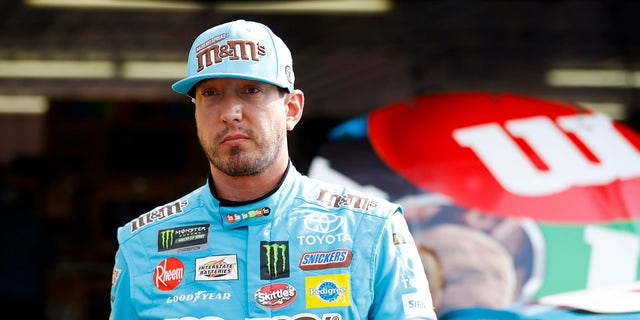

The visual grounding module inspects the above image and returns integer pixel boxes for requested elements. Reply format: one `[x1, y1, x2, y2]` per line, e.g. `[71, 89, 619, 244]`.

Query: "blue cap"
[172, 20, 295, 97]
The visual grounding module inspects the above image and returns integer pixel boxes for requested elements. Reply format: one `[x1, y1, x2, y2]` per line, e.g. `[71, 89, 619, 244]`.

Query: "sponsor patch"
[153, 257, 184, 291]
[157, 223, 209, 252]
[260, 241, 290, 280]
[315, 188, 377, 210]
[130, 199, 188, 233]
[195, 37, 267, 73]
[243, 313, 343, 320]
[254, 283, 297, 309]
[392, 232, 414, 245]
[402, 292, 431, 317]
[391, 213, 415, 245]
[226, 207, 271, 224]
[303, 212, 344, 233]
[305, 274, 350, 308]
[297, 212, 353, 246]
[111, 262, 121, 285]
[299, 249, 352, 271]
[195, 254, 238, 281]
[166, 290, 231, 304]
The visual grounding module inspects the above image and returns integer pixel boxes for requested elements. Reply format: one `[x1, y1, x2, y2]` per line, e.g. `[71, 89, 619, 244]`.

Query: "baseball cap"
[172, 19, 295, 97]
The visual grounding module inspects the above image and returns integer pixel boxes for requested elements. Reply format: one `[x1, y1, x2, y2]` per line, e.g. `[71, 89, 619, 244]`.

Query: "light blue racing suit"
[110, 163, 437, 320]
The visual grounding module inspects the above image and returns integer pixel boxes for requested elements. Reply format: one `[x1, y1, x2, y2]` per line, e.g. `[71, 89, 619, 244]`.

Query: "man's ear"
[286, 89, 305, 131]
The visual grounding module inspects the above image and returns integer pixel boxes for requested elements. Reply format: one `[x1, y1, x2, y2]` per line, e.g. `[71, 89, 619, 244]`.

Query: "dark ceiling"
[2, 0, 640, 123]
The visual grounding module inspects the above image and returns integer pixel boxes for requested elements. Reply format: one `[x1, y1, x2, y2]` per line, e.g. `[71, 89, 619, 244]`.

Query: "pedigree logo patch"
[305, 274, 350, 308]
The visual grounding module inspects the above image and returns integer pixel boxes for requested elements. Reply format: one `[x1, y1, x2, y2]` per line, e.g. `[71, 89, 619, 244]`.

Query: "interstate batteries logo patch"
[157, 223, 209, 252]
[260, 241, 290, 280]
[195, 254, 238, 281]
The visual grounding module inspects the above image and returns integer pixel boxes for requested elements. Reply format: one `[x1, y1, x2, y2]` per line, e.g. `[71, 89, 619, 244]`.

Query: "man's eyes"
[200, 87, 261, 96]
[245, 87, 261, 94]
[200, 89, 217, 96]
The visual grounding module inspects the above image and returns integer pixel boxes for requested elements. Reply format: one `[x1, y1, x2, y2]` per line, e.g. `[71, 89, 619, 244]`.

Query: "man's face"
[192, 78, 288, 177]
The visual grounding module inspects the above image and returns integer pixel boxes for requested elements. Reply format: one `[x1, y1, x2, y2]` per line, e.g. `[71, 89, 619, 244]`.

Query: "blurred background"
[1, 0, 640, 319]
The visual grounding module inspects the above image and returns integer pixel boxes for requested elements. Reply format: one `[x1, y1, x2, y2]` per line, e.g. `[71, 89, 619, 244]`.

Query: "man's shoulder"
[298, 175, 401, 218]
[116, 184, 208, 243]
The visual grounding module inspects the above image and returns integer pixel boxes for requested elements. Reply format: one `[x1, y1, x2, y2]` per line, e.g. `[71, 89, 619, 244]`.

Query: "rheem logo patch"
[153, 257, 184, 291]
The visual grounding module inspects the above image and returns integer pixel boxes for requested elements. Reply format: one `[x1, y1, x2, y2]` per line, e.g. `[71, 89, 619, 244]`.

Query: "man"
[109, 19, 437, 320]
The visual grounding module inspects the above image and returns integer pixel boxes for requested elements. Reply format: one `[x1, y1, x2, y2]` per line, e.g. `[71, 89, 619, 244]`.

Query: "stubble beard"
[201, 129, 283, 177]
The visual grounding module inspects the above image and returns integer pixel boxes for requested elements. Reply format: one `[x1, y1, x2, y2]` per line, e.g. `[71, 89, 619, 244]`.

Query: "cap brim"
[172, 73, 291, 97]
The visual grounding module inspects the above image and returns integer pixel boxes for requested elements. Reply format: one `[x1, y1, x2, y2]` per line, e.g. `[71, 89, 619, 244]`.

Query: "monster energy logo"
[160, 229, 175, 249]
[260, 241, 290, 280]
[157, 224, 210, 252]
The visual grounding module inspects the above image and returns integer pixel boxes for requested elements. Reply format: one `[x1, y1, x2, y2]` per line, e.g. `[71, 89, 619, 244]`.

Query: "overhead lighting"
[577, 101, 626, 120]
[0, 59, 183, 80]
[121, 61, 185, 80]
[213, 0, 392, 13]
[25, 0, 391, 13]
[0, 95, 49, 114]
[546, 69, 636, 88]
[25, 0, 203, 10]
[0, 59, 115, 79]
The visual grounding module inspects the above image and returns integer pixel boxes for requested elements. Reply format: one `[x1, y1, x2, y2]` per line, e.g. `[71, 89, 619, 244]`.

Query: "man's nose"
[219, 95, 243, 123]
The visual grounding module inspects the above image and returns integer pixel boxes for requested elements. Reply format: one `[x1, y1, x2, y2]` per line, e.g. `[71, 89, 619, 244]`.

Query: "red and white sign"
[368, 92, 640, 223]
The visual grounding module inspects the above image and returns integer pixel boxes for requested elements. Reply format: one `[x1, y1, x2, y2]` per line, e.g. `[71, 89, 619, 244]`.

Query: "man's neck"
[210, 160, 289, 202]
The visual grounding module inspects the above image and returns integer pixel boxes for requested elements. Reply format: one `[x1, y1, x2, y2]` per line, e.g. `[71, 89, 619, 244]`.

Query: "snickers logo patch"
[299, 249, 353, 271]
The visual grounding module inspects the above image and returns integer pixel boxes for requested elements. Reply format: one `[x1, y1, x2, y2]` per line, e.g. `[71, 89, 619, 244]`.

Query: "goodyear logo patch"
[305, 274, 350, 308]
[260, 241, 290, 280]
[157, 223, 209, 252]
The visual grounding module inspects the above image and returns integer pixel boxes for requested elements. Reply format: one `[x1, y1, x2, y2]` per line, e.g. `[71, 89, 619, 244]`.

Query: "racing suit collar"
[209, 161, 294, 229]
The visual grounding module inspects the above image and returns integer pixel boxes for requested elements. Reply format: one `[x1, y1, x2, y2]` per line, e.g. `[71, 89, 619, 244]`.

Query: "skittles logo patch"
[254, 283, 297, 309]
